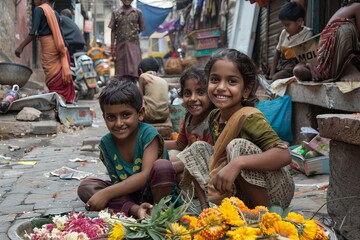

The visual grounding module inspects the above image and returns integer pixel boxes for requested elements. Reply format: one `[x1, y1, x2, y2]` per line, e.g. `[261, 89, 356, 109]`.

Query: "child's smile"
[103, 103, 141, 142]
[182, 78, 212, 121]
[208, 59, 250, 120]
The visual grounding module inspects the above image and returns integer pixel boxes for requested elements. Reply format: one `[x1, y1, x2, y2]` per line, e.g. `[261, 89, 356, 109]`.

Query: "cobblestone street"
[0, 99, 330, 239]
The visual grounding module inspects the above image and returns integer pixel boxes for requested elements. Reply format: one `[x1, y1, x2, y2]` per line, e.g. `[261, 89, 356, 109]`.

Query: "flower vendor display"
[25, 196, 331, 240]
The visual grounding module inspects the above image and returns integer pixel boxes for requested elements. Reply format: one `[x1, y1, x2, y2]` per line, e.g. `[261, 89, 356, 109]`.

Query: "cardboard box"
[286, 34, 321, 65]
[289, 145, 330, 176]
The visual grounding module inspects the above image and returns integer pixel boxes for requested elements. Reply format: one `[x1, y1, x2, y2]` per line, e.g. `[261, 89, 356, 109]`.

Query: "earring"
[242, 98, 248, 105]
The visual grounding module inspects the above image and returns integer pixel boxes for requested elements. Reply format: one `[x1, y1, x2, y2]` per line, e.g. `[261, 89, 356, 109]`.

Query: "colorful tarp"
[137, 0, 173, 37]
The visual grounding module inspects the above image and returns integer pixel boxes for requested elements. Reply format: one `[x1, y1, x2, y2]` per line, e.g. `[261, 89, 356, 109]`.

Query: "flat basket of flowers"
[24, 196, 336, 240]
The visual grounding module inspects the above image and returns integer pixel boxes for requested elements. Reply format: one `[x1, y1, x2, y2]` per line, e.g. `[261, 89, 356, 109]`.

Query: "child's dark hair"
[178, 66, 207, 98]
[138, 57, 160, 76]
[278, 2, 305, 22]
[99, 77, 143, 113]
[204, 48, 259, 107]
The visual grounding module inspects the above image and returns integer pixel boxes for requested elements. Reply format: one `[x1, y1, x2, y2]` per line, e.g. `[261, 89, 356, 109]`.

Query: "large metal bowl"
[0, 62, 33, 88]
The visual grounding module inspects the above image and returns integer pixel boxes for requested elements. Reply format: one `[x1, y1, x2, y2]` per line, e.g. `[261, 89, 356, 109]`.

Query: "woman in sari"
[15, 0, 75, 103]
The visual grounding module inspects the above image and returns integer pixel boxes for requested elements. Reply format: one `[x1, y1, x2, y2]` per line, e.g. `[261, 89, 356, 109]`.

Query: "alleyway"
[0, 99, 331, 239]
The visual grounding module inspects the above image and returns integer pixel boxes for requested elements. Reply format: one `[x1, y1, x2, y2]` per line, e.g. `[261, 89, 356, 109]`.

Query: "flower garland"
[26, 196, 330, 240]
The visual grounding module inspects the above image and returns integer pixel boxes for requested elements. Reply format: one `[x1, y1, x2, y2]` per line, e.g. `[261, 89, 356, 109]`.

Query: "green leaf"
[31, 218, 53, 228]
[150, 195, 172, 222]
[268, 204, 284, 217]
[125, 229, 149, 239]
[147, 228, 165, 240]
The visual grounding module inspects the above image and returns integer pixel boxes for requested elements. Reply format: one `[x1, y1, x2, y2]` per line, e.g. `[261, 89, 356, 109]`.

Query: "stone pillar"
[317, 114, 360, 239]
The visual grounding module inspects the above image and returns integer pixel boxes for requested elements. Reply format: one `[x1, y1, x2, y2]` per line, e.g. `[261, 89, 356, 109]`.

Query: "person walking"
[108, 0, 145, 83]
[15, 0, 75, 103]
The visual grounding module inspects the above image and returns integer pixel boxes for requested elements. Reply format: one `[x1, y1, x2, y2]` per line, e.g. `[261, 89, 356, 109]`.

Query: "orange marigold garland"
[196, 207, 227, 240]
[226, 226, 262, 240]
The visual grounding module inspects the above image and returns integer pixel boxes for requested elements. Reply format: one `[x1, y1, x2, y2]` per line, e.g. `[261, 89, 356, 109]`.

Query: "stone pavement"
[0, 99, 331, 239]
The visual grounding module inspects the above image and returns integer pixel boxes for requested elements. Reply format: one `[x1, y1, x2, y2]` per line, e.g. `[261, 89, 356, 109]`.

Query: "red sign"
[84, 20, 93, 33]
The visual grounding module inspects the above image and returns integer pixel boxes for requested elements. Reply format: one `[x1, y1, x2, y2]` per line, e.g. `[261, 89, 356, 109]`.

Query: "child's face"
[122, 0, 133, 6]
[282, 19, 303, 36]
[208, 59, 250, 117]
[103, 103, 144, 142]
[182, 78, 212, 118]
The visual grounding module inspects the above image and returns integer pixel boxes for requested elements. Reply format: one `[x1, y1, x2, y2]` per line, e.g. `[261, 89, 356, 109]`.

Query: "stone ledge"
[317, 114, 360, 146]
[0, 119, 59, 136]
[287, 82, 360, 112]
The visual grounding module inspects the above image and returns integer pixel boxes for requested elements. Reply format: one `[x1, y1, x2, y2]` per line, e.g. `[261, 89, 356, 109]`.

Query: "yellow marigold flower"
[299, 220, 318, 240]
[226, 226, 262, 240]
[286, 212, 306, 224]
[180, 215, 198, 231]
[166, 223, 191, 240]
[109, 222, 125, 240]
[193, 233, 207, 240]
[271, 220, 300, 240]
[197, 207, 227, 240]
[219, 199, 245, 226]
[259, 212, 282, 235]
[314, 225, 329, 240]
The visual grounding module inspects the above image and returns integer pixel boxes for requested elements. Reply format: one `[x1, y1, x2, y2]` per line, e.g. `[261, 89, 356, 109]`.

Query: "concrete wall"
[0, 0, 32, 65]
[0, 0, 17, 61]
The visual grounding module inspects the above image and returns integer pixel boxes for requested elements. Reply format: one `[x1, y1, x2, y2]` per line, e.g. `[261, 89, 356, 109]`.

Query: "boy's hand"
[136, 202, 153, 219]
[86, 190, 109, 211]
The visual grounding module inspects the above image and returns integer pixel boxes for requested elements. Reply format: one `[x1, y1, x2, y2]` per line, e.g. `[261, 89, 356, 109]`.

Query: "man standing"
[108, 0, 145, 83]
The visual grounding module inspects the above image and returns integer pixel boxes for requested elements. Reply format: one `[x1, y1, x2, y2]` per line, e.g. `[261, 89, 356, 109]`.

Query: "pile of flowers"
[25, 196, 330, 240]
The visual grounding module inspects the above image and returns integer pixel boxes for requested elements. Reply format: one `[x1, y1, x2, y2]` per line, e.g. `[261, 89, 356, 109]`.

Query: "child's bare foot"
[306, 63, 322, 81]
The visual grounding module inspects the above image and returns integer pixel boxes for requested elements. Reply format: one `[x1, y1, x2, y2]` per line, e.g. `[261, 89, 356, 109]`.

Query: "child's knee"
[293, 64, 312, 81]
[150, 159, 176, 187]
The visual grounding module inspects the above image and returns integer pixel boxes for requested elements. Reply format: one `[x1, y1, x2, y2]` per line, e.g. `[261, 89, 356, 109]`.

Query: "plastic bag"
[256, 94, 293, 143]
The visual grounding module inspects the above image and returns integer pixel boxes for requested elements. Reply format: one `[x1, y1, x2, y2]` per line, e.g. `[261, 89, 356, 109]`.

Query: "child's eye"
[183, 90, 192, 97]
[122, 112, 131, 118]
[228, 79, 238, 85]
[197, 90, 206, 96]
[209, 76, 219, 83]
[105, 115, 116, 121]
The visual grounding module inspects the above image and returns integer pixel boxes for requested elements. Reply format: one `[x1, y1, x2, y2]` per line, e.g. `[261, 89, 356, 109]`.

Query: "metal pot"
[0, 62, 33, 88]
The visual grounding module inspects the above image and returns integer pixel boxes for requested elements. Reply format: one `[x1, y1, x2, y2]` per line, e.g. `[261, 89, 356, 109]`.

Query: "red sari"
[38, 4, 75, 103]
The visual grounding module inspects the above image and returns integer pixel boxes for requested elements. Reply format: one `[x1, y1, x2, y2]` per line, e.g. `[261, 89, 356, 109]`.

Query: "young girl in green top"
[178, 49, 294, 209]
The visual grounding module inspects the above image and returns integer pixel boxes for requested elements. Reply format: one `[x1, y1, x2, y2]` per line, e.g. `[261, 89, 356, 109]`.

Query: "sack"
[256, 94, 293, 143]
[181, 56, 198, 69]
[164, 57, 183, 75]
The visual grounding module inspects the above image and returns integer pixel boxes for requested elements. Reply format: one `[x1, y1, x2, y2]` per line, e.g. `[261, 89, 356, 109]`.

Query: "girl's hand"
[86, 190, 109, 211]
[215, 161, 240, 194]
[137, 202, 153, 219]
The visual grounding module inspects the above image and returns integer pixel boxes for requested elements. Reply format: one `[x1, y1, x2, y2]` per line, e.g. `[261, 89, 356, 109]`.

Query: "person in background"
[108, 0, 145, 83]
[138, 58, 169, 124]
[77, 79, 178, 219]
[15, 0, 75, 103]
[294, 1, 360, 82]
[60, 9, 86, 59]
[177, 49, 294, 210]
[269, 1, 313, 81]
